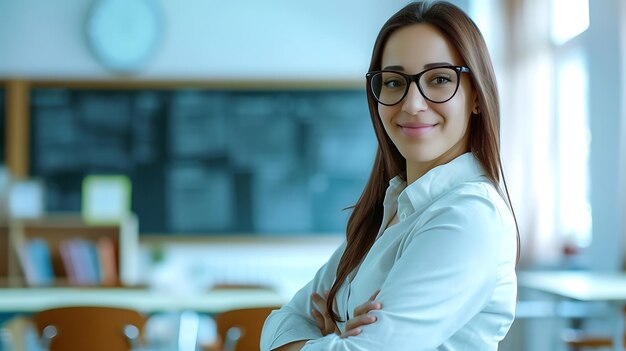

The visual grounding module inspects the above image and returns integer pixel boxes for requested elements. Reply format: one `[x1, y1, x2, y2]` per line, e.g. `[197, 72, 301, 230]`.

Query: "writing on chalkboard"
[29, 88, 376, 235]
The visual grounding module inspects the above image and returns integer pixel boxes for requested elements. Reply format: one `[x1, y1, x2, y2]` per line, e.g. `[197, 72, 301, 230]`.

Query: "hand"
[311, 291, 339, 336]
[311, 290, 383, 338]
[341, 289, 382, 338]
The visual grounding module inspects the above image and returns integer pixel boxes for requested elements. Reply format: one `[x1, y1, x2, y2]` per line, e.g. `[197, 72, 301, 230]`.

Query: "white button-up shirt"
[261, 153, 517, 351]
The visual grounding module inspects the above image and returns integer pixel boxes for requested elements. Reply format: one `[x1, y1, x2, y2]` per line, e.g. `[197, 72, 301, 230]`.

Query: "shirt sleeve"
[301, 191, 506, 351]
[260, 241, 347, 351]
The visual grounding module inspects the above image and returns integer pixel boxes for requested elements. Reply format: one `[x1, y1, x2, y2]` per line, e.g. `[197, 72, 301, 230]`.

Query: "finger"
[353, 299, 382, 317]
[313, 292, 334, 320]
[346, 314, 377, 331]
[369, 289, 381, 301]
[313, 308, 336, 335]
[311, 293, 327, 312]
[352, 290, 382, 317]
[311, 294, 337, 332]
[311, 309, 325, 329]
[340, 328, 362, 339]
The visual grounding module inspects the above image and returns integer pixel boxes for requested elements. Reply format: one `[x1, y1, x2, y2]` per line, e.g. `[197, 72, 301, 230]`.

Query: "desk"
[519, 271, 626, 351]
[0, 287, 286, 314]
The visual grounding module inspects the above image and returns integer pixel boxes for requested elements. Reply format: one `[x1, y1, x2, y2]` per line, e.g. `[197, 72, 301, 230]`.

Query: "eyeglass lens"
[370, 67, 460, 105]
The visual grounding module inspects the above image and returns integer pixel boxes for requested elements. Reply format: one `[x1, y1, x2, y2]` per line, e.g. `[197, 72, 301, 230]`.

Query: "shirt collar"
[386, 153, 487, 221]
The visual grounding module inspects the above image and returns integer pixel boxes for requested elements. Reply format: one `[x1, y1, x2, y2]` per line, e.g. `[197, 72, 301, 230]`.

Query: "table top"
[518, 271, 626, 302]
[0, 287, 286, 313]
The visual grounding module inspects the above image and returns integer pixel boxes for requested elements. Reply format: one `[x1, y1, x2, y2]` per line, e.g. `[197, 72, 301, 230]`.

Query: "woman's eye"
[431, 76, 452, 85]
[383, 79, 404, 89]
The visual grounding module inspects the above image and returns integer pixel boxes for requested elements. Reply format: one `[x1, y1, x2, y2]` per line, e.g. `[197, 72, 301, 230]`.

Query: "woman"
[261, 1, 518, 350]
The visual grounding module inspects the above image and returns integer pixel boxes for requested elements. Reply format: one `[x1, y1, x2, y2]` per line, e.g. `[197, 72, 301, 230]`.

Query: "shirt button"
[399, 212, 407, 221]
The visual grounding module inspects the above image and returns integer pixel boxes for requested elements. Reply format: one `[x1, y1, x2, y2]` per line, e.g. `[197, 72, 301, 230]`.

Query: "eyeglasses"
[366, 65, 471, 106]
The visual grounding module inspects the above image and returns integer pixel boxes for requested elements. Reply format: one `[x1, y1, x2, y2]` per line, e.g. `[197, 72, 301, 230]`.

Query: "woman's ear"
[472, 95, 480, 115]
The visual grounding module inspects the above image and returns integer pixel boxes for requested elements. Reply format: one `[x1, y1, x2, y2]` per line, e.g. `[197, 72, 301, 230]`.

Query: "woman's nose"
[402, 82, 428, 115]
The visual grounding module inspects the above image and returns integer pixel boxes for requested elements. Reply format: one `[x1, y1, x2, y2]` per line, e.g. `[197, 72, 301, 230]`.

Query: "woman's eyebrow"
[382, 65, 404, 70]
[381, 62, 454, 71]
[423, 62, 453, 69]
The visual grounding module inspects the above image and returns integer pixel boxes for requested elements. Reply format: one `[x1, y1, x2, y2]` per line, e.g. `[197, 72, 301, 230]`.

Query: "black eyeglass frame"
[366, 65, 471, 106]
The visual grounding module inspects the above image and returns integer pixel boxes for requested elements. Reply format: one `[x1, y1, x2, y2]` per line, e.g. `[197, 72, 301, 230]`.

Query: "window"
[550, 0, 589, 45]
[556, 49, 591, 247]
[552, 0, 591, 248]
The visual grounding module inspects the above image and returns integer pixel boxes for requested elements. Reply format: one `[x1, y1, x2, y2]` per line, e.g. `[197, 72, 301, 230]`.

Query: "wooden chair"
[565, 335, 625, 349]
[564, 331, 626, 350]
[31, 306, 147, 351]
[563, 306, 626, 350]
[212, 306, 279, 351]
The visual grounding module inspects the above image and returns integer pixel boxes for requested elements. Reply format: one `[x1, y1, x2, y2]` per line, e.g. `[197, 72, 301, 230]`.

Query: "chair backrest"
[214, 306, 279, 351]
[31, 306, 147, 351]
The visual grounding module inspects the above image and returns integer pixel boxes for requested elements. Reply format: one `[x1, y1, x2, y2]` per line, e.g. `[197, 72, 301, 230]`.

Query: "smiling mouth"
[399, 123, 438, 137]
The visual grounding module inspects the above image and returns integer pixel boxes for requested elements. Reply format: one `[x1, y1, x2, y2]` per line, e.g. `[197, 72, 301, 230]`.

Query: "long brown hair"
[326, 1, 520, 322]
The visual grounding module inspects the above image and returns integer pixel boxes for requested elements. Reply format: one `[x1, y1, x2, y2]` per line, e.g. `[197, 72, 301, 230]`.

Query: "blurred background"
[0, 0, 625, 350]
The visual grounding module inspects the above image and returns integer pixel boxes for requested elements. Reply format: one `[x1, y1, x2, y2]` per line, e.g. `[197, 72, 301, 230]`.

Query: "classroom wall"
[585, 0, 626, 272]
[0, 0, 413, 80]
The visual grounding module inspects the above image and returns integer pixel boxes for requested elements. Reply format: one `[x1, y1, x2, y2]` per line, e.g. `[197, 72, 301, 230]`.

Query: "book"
[59, 240, 78, 284]
[96, 236, 118, 286]
[17, 239, 54, 286]
[60, 238, 101, 286]
[16, 242, 37, 286]
[28, 239, 54, 286]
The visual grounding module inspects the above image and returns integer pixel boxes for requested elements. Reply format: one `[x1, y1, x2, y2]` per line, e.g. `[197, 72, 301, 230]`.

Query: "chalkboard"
[29, 88, 377, 235]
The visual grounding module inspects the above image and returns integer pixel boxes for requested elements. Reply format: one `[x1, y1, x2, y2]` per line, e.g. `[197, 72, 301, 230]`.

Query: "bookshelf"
[0, 213, 138, 287]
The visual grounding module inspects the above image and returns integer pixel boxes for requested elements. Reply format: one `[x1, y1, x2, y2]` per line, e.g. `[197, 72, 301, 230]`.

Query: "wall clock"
[86, 0, 163, 74]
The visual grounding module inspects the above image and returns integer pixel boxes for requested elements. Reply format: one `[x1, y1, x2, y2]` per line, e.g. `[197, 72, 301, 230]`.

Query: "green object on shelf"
[82, 175, 132, 225]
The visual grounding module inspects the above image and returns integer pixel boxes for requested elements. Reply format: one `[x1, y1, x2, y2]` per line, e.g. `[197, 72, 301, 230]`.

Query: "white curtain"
[491, 0, 562, 267]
